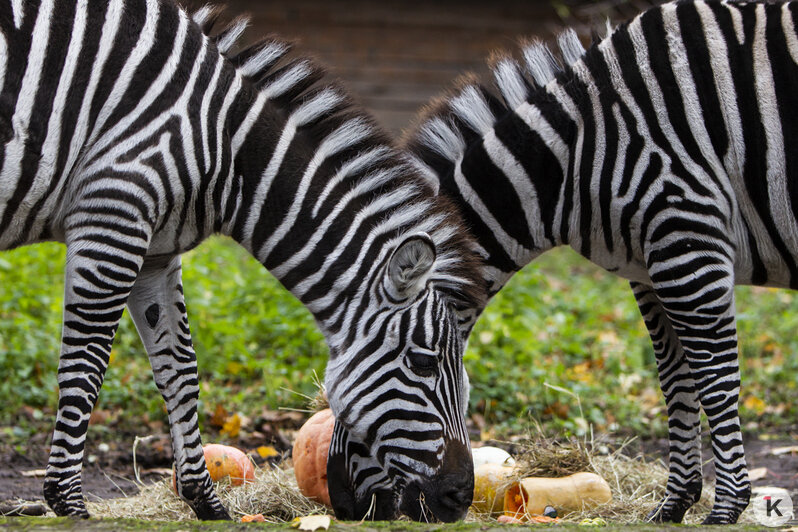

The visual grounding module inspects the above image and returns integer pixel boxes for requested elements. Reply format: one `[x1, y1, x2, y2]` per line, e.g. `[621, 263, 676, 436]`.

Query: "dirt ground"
[0, 432, 176, 504]
[1, 431, 796, 513]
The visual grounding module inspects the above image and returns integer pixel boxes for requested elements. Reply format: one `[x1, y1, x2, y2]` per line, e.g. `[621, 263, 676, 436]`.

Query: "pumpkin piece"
[172, 443, 255, 491]
[241, 513, 266, 522]
[497, 514, 524, 524]
[527, 515, 558, 523]
[472, 446, 515, 469]
[293, 408, 335, 507]
[472, 463, 515, 515]
[503, 472, 611, 518]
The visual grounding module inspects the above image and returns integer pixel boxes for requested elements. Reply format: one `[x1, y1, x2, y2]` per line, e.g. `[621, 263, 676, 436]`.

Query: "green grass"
[0, 517, 771, 531]
[1, 238, 796, 441]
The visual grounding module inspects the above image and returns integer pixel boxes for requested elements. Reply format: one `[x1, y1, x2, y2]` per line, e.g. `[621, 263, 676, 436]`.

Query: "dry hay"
[85, 430, 757, 525]
[487, 432, 757, 525]
[87, 465, 328, 523]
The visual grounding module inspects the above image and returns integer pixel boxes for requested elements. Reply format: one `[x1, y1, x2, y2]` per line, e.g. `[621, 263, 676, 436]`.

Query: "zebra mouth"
[328, 476, 399, 521]
[399, 478, 472, 523]
[398, 441, 474, 523]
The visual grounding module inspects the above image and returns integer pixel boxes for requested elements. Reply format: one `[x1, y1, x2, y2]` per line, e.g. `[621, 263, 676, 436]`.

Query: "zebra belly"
[0, 145, 62, 250]
[729, 206, 798, 289]
[584, 224, 798, 290]
[585, 253, 651, 285]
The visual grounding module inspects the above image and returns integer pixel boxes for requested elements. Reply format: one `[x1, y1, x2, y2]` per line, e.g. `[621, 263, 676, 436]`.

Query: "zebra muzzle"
[398, 440, 474, 523]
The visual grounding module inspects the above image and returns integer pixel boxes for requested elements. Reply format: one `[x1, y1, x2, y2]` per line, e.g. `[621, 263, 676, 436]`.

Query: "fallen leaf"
[259, 409, 305, 426]
[291, 515, 331, 531]
[743, 396, 766, 414]
[221, 413, 242, 438]
[770, 445, 798, 456]
[749, 467, 769, 481]
[89, 409, 111, 425]
[140, 468, 173, 477]
[20, 469, 47, 478]
[241, 513, 266, 523]
[210, 404, 228, 428]
[257, 445, 279, 458]
[579, 517, 608, 526]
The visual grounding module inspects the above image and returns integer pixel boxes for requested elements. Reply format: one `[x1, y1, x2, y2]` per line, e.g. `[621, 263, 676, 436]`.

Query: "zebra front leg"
[128, 257, 230, 521]
[631, 282, 702, 523]
[43, 228, 149, 517]
[650, 251, 750, 524]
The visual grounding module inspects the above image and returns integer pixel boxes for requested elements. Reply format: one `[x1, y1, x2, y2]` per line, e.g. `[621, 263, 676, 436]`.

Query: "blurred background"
[179, 0, 660, 135]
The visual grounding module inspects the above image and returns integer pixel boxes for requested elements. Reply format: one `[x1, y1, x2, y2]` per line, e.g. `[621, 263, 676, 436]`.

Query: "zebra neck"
[409, 89, 577, 297]
[212, 35, 486, 342]
[222, 88, 475, 341]
[224, 96, 378, 307]
[489, 94, 578, 290]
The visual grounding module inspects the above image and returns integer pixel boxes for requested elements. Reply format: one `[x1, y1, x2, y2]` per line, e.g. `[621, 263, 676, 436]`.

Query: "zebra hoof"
[701, 511, 739, 525]
[43, 478, 90, 518]
[646, 480, 703, 524]
[44, 499, 90, 518]
[701, 499, 748, 525]
[645, 499, 693, 523]
[192, 501, 231, 521]
[701, 486, 749, 524]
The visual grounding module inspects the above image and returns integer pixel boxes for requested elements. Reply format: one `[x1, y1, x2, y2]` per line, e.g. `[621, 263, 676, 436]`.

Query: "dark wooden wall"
[180, 1, 659, 135]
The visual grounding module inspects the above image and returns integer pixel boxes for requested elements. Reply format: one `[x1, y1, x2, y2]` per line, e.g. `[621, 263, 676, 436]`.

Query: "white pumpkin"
[471, 445, 515, 469]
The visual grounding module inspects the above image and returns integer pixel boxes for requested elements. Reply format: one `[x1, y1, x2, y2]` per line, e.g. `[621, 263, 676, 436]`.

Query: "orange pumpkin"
[203, 444, 255, 485]
[292, 408, 335, 507]
[173, 443, 255, 490]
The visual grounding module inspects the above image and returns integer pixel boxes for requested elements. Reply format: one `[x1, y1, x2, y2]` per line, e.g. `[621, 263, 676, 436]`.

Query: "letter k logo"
[765, 496, 782, 517]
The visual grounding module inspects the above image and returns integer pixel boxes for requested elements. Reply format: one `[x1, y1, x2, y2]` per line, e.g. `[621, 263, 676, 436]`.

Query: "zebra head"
[323, 232, 475, 522]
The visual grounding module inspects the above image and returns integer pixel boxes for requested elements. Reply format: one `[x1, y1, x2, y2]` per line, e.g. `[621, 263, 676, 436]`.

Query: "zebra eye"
[406, 350, 438, 376]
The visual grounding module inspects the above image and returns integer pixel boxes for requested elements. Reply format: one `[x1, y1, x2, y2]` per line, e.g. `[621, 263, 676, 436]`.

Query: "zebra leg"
[650, 255, 750, 524]
[43, 228, 150, 517]
[127, 257, 230, 520]
[631, 282, 703, 523]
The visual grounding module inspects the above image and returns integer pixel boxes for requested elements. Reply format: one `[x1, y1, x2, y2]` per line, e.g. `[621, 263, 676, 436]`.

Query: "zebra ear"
[385, 232, 436, 301]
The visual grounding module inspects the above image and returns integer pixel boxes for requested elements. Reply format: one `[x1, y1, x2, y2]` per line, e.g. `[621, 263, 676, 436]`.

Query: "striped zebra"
[401, 0, 798, 524]
[0, 0, 484, 521]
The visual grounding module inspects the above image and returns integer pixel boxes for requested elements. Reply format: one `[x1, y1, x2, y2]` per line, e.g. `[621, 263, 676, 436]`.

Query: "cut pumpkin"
[503, 472, 611, 518]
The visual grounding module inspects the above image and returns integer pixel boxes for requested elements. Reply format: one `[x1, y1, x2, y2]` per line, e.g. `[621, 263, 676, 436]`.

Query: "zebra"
[400, 0, 798, 524]
[0, 0, 485, 521]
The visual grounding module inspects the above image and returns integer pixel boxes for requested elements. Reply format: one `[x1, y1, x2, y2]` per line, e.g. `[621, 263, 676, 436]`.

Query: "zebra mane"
[187, 4, 488, 311]
[190, 5, 330, 100]
[404, 28, 589, 165]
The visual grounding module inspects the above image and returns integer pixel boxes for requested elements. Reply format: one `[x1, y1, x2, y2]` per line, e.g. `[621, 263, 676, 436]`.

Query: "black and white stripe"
[405, 0, 798, 524]
[327, 287, 474, 522]
[0, 0, 484, 521]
